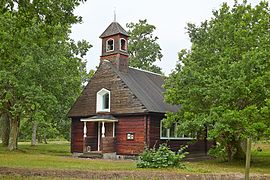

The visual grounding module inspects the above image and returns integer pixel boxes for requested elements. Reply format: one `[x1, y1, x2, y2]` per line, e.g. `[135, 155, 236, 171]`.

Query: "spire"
[99, 21, 129, 38]
[114, 7, 116, 22]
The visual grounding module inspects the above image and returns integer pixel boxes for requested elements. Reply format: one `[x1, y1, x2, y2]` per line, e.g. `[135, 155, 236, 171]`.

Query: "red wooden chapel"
[68, 21, 210, 157]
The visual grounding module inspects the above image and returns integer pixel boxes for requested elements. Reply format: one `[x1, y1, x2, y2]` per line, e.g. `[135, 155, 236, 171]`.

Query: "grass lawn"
[0, 141, 135, 171]
[188, 142, 270, 174]
[0, 141, 269, 179]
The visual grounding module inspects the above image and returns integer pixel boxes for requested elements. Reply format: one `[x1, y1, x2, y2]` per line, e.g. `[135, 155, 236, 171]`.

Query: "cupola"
[99, 21, 129, 72]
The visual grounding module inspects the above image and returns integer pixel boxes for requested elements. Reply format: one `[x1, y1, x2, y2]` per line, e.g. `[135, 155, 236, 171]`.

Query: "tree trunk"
[31, 121, 38, 146]
[1, 112, 10, 147]
[226, 144, 233, 161]
[233, 140, 246, 160]
[8, 117, 19, 151]
[38, 135, 42, 143]
[43, 133, 47, 144]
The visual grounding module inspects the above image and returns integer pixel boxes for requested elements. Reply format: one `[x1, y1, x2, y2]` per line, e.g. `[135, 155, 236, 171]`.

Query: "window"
[126, 132, 135, 140]
[96, 88, 110, 112]
[160, 121, 195, 140]
[102, 93, 109, 109]
[120, 38, 127, 51]
[106, 39, 114, 52]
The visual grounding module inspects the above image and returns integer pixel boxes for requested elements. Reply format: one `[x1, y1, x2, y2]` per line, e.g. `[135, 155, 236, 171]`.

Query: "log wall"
[71, 114, 213, 154]
[71, 119, 98, 153]
[101, 137, 115, 153]
[68, 61, 147, 117]
[115, 115, 146, 155]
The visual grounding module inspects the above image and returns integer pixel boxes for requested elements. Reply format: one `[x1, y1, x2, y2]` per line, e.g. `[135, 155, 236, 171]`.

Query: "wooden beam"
[245, 138, 252, 180]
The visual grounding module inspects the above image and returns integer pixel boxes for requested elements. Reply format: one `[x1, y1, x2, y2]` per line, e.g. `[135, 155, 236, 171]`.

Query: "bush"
[208, 142, 227, 161]
[137, 143, 188, 168]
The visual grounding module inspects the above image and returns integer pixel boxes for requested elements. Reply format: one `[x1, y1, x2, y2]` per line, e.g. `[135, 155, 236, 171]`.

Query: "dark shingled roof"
[115, 67, 179, 113]
[99, 22, 129, 38]
[68, 61, 179, 117]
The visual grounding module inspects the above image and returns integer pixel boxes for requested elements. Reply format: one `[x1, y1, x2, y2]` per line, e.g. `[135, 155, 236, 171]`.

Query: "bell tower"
[99, 21, 129, 72]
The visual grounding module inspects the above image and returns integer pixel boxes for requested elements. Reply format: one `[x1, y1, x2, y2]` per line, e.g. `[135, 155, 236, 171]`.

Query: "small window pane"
[107, 39, 114, 51]
[162, 127, 167, 137]
[161, 121, 167, 137]
[102, 93, 109, 109]
[120, 39, 126, 51]
[169, 124, 176, 138]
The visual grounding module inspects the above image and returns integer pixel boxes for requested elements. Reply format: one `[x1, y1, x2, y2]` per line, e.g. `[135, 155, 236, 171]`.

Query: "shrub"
[137, 143, 188, 168]
[208, 142, 227, 161]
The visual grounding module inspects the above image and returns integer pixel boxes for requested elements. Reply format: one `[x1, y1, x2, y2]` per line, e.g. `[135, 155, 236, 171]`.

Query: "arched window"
[120, 38, 127, 51]
[96, 88, 110, 112]
[106, 39, 114, 52]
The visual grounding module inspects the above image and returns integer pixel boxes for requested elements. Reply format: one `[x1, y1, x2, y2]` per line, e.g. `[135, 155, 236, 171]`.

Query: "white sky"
[71, 0, 262, 75]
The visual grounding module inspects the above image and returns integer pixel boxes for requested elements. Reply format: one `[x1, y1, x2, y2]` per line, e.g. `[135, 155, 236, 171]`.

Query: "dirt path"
[0, 167, 269, 179]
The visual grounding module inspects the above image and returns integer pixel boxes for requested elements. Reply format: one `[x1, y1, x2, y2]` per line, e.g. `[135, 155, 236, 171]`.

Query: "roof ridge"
[129, 67, 164, 77]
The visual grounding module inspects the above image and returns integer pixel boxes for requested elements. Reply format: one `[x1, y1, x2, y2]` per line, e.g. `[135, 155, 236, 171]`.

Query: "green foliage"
[127, 19, 163, 74]
[137, 144, 187, 168]
[83, 69, 96, 84]
[0, 0, 91, 149]
[164, 0, 270, 161]
[208, 143, 227, 161]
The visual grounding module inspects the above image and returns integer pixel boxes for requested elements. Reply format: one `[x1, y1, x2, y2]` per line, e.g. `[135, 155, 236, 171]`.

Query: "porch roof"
[80, 115, 118, 122]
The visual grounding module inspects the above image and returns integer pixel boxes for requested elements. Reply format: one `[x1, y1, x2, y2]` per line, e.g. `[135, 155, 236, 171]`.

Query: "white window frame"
[106, 38, 114, 52]
[96, 88, 110, 112]
[160, 121, 195, 140]
[119, 38, 127, 51]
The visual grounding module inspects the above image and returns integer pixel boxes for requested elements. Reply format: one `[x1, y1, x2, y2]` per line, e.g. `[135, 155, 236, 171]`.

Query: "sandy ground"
[0, 167, 270, 179]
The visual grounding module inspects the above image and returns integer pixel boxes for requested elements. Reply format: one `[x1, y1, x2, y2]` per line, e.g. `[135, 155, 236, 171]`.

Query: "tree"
[126, 19, 163, 74]
[0, 0, 90, 150]
[164, 0, 270, 161]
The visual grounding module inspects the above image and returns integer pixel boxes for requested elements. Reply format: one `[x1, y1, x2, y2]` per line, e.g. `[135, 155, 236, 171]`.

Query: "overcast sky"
[71, 0, 261, 75]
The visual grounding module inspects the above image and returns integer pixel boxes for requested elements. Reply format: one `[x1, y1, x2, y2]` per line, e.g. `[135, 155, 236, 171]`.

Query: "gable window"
[106, 39, 114, 52]
[96, 88, 110, 112]
[160, 121, 195, 140]
[102, 93, 109, 109]
[120, 38, 127, 51]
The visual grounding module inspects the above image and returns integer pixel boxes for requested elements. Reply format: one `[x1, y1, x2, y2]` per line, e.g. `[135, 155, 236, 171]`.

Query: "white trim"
[96, 88, 110, 113]
[83, 122, 87, 138]
[81, 118, 118, 122]
[113, 122, 115, 138]
[106, 38, 114, 52]
[102, 122, 105, 138]
[98, 122, 100, 151]
[119, 38, 127, 51]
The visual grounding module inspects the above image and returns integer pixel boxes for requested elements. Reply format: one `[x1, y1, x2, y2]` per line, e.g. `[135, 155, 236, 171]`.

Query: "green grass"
[0, 141, 269, 174]
[187, 142, 270, 174]
[0, 142, 135, 170]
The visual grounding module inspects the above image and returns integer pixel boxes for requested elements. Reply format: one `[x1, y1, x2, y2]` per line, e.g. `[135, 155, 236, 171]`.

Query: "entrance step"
[79, 152, 103, 159]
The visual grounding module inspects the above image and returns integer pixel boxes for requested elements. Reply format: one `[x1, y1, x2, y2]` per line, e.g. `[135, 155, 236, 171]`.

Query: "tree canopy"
[0, 0, 91, 149]
[164, 0, 270, 161]
[126, 19, 163, 74]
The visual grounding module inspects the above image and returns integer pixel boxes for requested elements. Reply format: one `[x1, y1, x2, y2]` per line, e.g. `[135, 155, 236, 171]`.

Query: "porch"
[80, 115, 117, 157]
